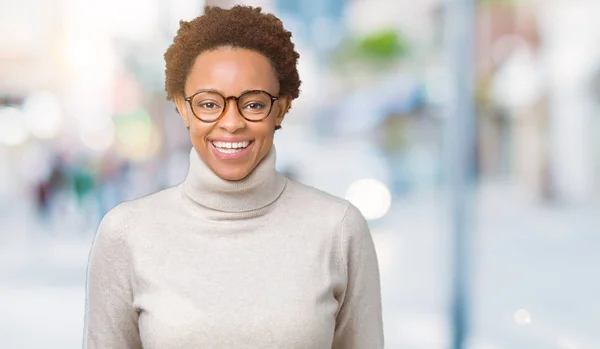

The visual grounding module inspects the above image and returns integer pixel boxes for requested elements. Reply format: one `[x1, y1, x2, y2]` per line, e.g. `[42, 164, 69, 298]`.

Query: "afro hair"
[164, 5, 301, 101]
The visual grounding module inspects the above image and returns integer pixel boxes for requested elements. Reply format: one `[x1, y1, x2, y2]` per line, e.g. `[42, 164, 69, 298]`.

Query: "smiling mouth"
[211, 140, 253, 154]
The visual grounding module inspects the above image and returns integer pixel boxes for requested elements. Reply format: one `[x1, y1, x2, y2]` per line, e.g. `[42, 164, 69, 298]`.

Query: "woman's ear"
[174, 95, 191, 129]
[275, 97, 291, 128]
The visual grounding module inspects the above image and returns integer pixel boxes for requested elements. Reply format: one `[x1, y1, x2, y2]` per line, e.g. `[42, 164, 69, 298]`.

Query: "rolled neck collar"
[182, 146, 286, 213]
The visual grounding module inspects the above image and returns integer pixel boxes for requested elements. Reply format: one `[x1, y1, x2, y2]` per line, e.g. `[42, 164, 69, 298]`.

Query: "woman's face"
[175, 47, 289, 181]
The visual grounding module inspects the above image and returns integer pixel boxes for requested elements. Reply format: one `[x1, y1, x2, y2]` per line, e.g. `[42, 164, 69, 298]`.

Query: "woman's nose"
[217, 100, 246, 133]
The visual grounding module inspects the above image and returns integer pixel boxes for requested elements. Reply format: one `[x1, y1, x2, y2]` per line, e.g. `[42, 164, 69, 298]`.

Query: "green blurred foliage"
[330, 28, 411, 69]
[355, 29, 409, 60]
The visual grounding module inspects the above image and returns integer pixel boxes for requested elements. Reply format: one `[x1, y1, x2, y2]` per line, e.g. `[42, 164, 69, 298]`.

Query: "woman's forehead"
[185, 47, 279, 95]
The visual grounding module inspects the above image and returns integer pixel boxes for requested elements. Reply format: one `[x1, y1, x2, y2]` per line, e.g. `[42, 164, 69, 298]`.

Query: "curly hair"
[164, 5, 301, 102]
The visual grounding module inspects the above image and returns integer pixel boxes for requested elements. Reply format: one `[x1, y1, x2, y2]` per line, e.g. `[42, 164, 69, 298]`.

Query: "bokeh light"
[22, 91, 63, 139]
[345, 178, 392, 220]
[80, 120, 116, 152]
[514, 309, 532, 325]
[0, 107, 29, 146]
[114, 108, 161, 161]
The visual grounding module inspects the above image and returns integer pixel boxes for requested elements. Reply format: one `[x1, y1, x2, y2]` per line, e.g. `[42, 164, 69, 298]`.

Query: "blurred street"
[2, 0, 600, 347]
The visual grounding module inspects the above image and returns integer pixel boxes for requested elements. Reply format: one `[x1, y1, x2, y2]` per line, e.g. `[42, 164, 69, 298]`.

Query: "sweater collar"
[182, 146, 286, 213]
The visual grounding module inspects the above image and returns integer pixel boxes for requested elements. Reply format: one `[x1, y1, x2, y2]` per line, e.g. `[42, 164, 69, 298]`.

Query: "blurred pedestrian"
[34, 179, 50, 220]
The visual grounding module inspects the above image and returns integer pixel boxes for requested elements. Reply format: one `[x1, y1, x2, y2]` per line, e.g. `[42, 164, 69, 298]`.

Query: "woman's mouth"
[211, 140, 252, 154]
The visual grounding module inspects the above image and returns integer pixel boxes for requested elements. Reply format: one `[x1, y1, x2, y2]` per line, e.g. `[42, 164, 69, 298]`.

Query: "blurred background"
[1, 0, 599, 348]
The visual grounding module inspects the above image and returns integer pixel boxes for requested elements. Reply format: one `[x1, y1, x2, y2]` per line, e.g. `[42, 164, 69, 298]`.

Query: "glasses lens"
[191, 92, 225, 122]
[238, 91, 273, 121]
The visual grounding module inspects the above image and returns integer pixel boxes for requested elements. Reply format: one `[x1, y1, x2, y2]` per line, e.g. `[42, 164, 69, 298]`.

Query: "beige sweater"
[83, 147, 384, 349]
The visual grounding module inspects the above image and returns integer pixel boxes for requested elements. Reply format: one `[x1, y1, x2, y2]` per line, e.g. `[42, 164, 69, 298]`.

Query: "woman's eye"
[199, 102, 218, 109]
[245, 102, 266, 110]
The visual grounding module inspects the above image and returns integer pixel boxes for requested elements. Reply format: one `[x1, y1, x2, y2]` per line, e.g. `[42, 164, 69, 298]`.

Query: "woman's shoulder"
[284, 178, 347, 203]
[281, 178, 371, 240]
[104, 184, 182, 220]
[282, 178, 352, 216]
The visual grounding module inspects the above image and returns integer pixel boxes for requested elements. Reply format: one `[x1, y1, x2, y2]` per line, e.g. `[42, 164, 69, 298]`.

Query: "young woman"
[83, 5, 383, 348]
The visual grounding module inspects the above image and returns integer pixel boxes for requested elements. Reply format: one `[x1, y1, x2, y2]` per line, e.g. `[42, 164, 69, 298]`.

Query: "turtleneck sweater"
[83, 146, 383, 349]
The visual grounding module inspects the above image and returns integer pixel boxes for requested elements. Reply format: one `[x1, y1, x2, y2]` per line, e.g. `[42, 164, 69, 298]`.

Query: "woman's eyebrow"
[191, 88, 273, 97]
[190, 88, 225, 95]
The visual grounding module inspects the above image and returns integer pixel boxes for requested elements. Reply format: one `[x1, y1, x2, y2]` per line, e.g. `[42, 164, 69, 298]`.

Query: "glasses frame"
[184, 89, 279, 123]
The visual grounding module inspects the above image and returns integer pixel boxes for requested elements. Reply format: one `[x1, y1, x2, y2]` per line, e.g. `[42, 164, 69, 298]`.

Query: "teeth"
[212, 141, 250, 150]
[215, 148, 244, 154]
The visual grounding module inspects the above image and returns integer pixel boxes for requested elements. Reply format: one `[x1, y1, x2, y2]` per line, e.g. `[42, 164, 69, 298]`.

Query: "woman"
[84, 5, 383, 349]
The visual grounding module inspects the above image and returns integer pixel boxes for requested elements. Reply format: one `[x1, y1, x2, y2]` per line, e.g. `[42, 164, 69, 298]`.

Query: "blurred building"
[473, 0, 600, 203]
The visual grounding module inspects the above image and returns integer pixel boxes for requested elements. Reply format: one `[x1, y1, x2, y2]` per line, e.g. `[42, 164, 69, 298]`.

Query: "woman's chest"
[131, 235, 343, 349]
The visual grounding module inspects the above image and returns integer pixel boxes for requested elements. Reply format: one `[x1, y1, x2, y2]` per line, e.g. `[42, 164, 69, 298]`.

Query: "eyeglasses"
[184, 89, 279, 123]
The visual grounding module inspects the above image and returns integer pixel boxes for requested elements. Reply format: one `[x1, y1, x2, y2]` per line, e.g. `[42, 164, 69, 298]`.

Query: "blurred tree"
[355, 29, 408, 61]
[332, 29, 410, 67]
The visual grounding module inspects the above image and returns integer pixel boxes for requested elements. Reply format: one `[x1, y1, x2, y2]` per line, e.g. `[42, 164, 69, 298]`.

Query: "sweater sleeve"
[83, 207, 142, 349]
[333, 203, 384, 349]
